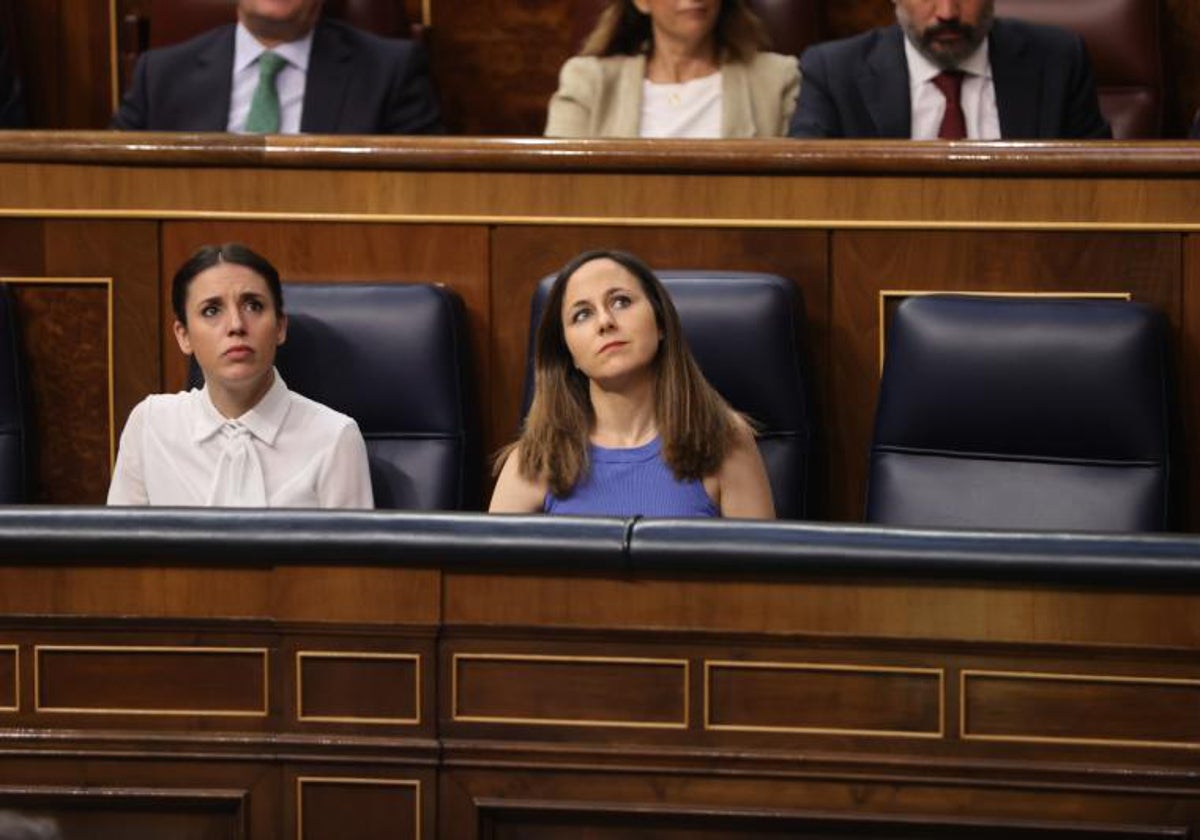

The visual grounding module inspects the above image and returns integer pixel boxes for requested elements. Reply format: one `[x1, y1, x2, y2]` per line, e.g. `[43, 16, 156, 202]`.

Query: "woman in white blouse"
[545, 0, 799, 139]
[107, 243, 373, 509]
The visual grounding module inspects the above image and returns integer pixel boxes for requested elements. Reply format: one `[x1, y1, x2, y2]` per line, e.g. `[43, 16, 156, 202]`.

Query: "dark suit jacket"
[789, 19, 1111, 139]
[112, 18, 442, 134]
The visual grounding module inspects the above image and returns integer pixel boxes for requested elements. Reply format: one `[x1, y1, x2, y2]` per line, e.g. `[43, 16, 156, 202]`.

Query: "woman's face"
[633, 0, 720, 53]
[173, 262, 287, 394]
[561, 258, 662, 389]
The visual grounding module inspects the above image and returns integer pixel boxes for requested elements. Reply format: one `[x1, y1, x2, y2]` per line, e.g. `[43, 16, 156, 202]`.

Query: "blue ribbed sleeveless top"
[544, 437, 718, 517]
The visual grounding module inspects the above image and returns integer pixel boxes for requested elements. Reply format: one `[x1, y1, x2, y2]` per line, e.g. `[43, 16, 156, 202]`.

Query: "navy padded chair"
[0, 283, 28, 502]
[524, 271, 812, 518]
[866, 296, 1171, 532]
[190, 282, 475, 511]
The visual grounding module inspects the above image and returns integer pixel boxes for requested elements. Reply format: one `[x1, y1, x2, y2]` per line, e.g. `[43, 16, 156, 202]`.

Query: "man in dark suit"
[112, 0, 442, 134]
[789, 0, 1110, 140]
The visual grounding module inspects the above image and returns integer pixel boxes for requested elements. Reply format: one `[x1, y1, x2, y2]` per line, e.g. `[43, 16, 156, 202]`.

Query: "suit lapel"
[989, 20, 1038, 139]
[858, 26, 911, 138]
[301, 21, 352, 133]
[188, 27, 236, 131]
[721, 60, 754, 138]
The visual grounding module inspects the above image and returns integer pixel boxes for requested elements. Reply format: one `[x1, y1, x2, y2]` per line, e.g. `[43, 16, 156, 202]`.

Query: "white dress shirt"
[227, 23, 314, 134]
[904, 37, 1000, 140]
[108, 372, 374, 509]
[640, 72, 723, 138]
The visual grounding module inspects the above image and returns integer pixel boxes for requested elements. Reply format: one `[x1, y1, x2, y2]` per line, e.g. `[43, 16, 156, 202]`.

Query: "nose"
[933, 0, 959, 20]
[227, 306, 246, 334]
[596, 305, 616, 332]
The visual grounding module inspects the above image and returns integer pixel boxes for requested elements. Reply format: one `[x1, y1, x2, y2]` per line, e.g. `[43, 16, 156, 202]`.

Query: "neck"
[207, 367, 275, 420]
[588, 373, 658, 447]
[645, 37, 719, 83]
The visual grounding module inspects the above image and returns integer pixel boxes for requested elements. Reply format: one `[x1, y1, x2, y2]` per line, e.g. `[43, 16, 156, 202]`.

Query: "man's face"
[894, 0, 995, 69]
[237, 0, 324, 45]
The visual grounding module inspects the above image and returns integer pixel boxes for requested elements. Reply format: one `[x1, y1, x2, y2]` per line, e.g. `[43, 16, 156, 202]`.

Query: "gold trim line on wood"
[703, 659, 945, 738]
[452, 652, 689, 730]
[7, 207, 1200, 233]
[0, 644, 16, 712]
[877, 289, 1134, 376]
[295, 651, 421, 726]
[296, 776, 421, 840]
[0, 276, 117, 467]
[959, 668, 1200, 750]
[34, 645, 269, 717]
[422, 0, 432, 27]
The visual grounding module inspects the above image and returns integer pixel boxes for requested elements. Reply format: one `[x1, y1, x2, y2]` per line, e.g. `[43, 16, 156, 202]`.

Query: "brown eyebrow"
[568, 285, 632, 310]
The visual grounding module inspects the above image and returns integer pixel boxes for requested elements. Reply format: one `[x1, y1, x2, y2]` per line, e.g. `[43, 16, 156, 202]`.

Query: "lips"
[223, 345, 254, 359]
[598, 341, 627, 354]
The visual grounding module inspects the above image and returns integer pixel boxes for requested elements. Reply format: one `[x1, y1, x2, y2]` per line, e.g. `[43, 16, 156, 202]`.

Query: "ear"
[276, 312, 288, 347]
[632, 0, 651, 14]
[172, 320, 192, 356]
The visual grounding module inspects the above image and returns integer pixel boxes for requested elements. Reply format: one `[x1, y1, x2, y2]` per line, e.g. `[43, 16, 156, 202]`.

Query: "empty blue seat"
[867, 295, 1171, 531]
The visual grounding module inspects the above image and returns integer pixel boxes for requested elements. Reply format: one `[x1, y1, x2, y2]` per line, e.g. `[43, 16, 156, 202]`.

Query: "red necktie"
[932, 70, 966, 140]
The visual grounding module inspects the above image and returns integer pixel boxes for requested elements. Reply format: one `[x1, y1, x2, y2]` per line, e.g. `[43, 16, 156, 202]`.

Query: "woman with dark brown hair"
[489, 249, 773, 518]
[545, 0, 798, 138]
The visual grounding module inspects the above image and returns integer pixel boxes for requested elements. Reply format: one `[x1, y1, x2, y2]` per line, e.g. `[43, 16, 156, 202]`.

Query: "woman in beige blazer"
[546, 0, 799, 138]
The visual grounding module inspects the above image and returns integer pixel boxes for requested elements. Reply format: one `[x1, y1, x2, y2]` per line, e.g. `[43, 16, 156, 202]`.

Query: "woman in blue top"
[490, 249, 774, 518]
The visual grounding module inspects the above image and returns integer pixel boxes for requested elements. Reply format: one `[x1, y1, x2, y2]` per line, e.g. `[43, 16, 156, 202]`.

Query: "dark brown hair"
[503, 249, 739, 497]
[579, 0, 770, 63]
[171, 242, 284, 325]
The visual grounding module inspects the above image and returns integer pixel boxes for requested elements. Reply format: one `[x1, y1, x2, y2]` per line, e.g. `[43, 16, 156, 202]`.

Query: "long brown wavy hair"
[578, 0, 770, 63]
[501, 250, 739, 498]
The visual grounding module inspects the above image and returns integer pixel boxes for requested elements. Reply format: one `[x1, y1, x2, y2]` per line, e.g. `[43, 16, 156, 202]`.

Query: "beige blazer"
[544, 52, 800, 138]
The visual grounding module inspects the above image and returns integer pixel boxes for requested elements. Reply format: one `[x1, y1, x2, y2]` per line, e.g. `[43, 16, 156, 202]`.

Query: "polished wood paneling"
[452, 653, 688, 728]
[705, 660, 941, 736]
[0, 566, 441, 623]
[478, 803, 1189, 840]
[426, 0, 569, 136]
[443, 572, 1200, 646]
[0, 645, 15, 711]
[42, 219, 160, 470]
[35, 646, 267, 716]
[13, 0, 115, 129]
[830, 230, 1181, 521]
[10, 282, 110, 503]
[0, 786, 247, 840]
[296, 652, 420, 725]
[962, 670, 1200, 747]
[296, 776, 421, 840]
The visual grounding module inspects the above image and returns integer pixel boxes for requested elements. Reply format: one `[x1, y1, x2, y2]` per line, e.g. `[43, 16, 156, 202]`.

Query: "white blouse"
[107, 372, 373, 509]
[639, 71, 723, 138]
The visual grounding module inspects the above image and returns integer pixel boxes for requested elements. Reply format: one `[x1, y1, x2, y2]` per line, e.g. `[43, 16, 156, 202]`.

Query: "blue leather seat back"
[0, 284, 27, 502]
[524, 272, 812, 518]
[277, 283, 474, 511]
[867, 296, 1170, 531]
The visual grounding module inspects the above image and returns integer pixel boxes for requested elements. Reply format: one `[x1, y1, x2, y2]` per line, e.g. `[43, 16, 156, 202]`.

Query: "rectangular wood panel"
[962, 670, 1200, 747]
[0, 645, 15, 712]
[297, 652, 420, 725]
[705, 660, 942, 736]
[298, 777, 420, 840]
[453, 653, 688, 728]
[36, 646, 267, 716]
